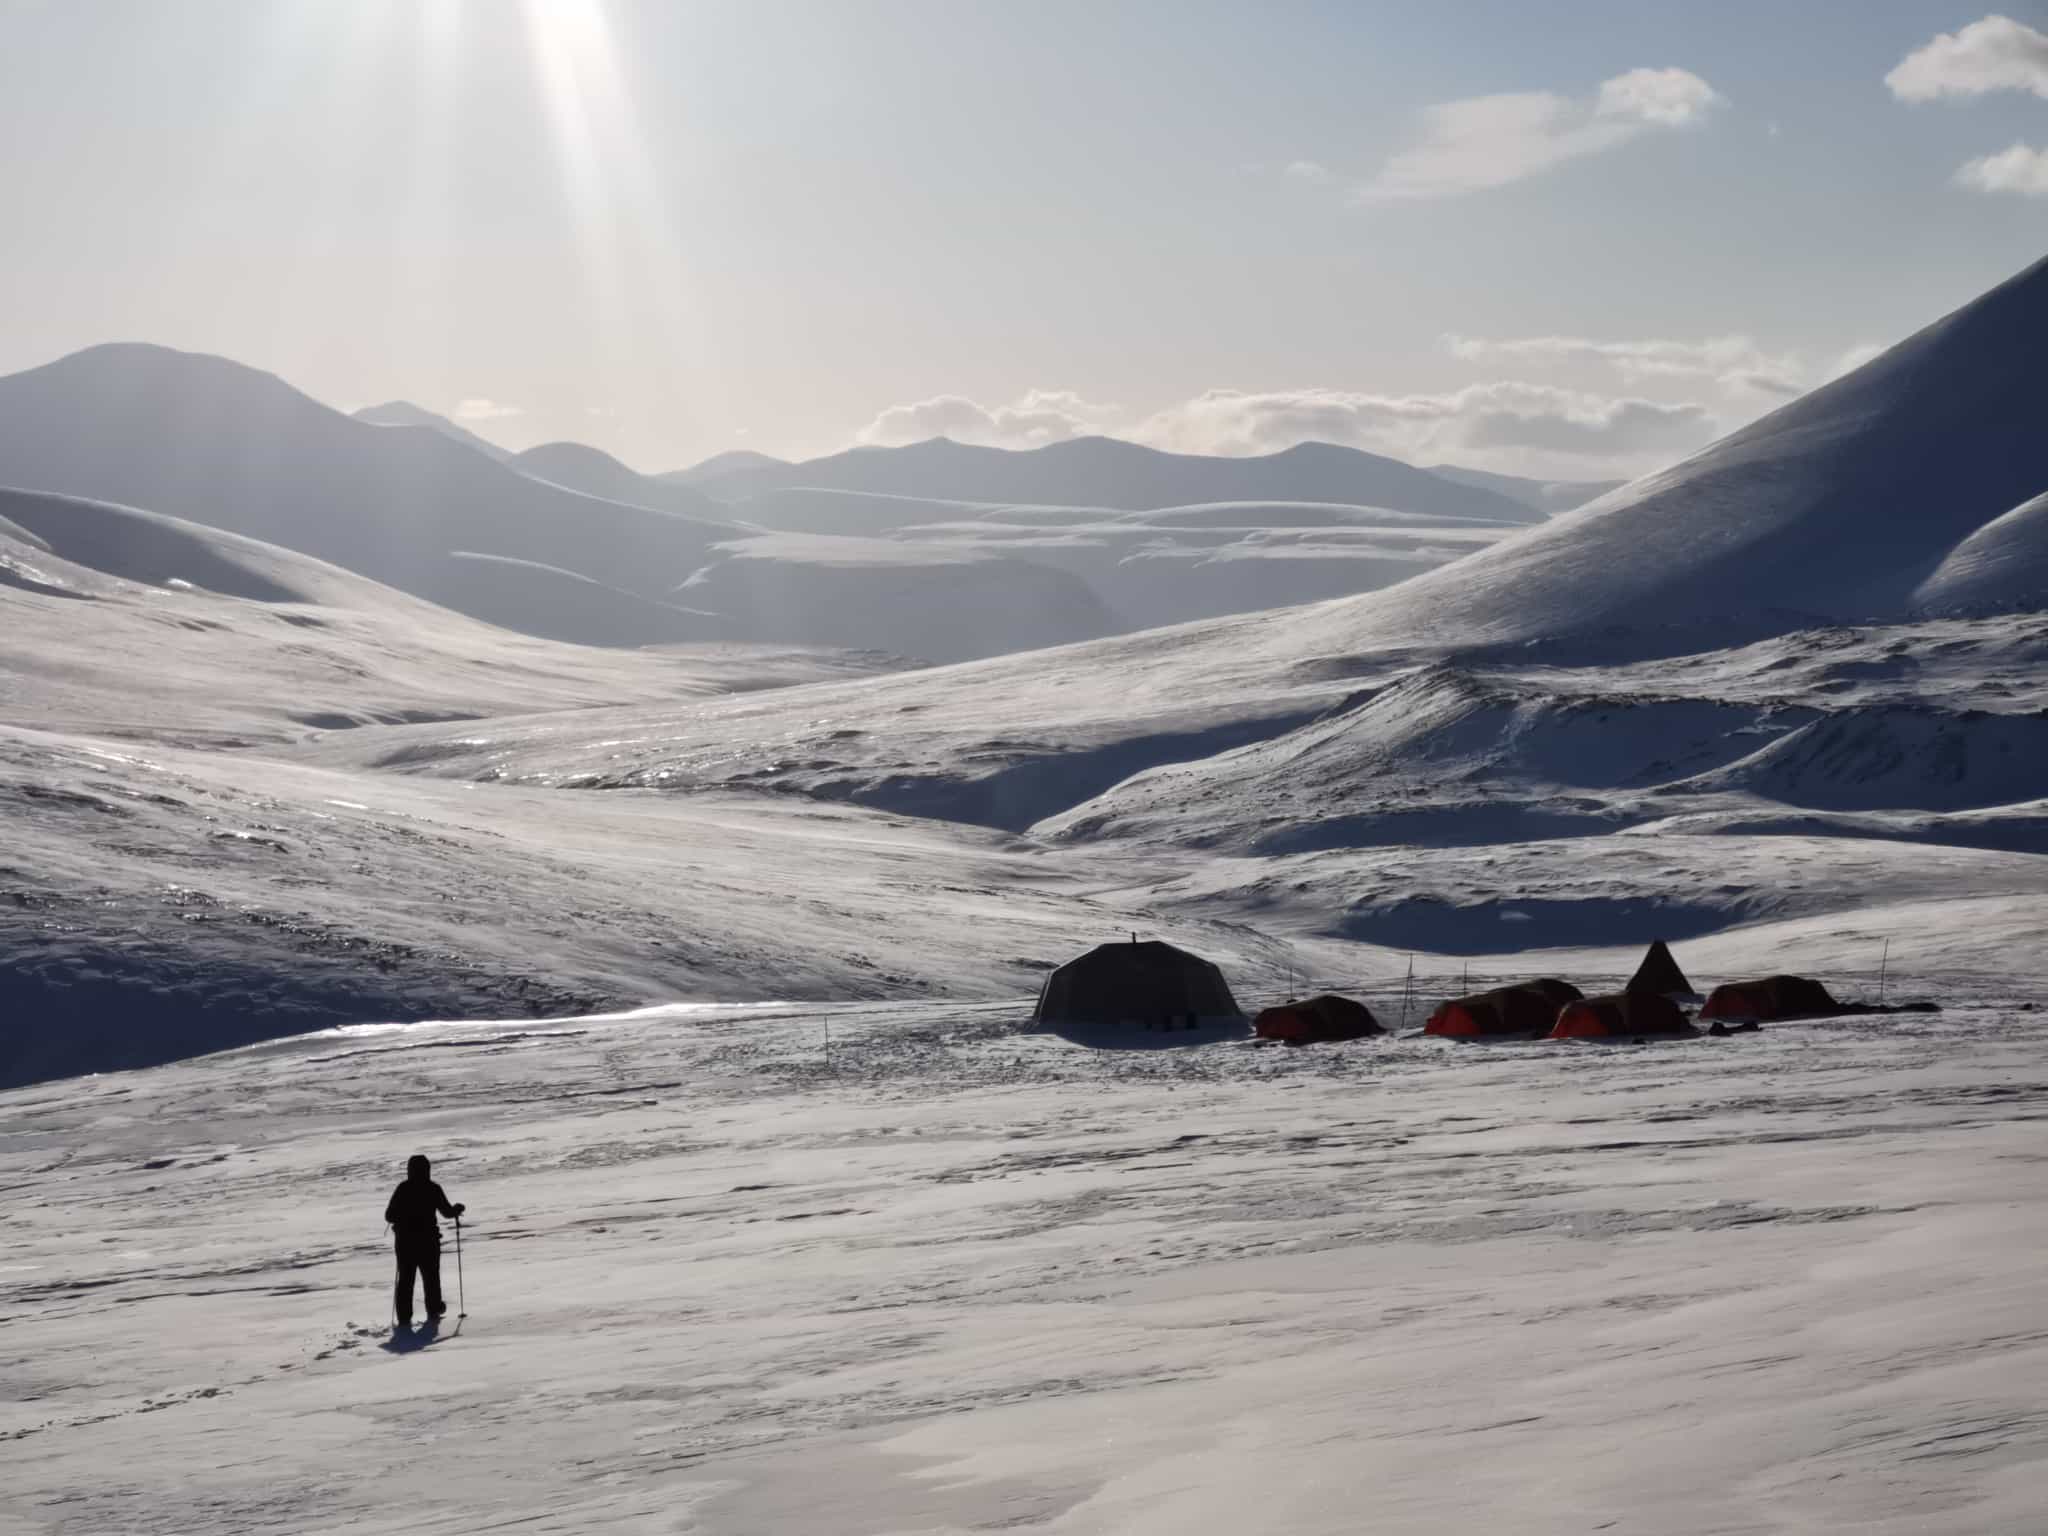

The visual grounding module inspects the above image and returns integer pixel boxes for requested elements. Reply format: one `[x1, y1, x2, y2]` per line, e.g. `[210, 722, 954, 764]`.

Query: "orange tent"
[1700, 975, 1838, 1023]
[1254, 994, 1382, 1045]
[1425, 979, 1581, 1038]
[1551, 991, 1693, 1039]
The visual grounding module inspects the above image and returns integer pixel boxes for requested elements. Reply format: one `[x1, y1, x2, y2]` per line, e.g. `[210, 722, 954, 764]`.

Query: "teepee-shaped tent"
[1625, 941, 1695, 1000]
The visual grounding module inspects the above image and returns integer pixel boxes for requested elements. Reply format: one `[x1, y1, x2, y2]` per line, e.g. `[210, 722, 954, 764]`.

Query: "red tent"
[1425, 979, 1582, 1038]
[1700, 975, 1838, 1023]
[1551, 991, 1694, 1039]
[1254, 994, 1383, 1045]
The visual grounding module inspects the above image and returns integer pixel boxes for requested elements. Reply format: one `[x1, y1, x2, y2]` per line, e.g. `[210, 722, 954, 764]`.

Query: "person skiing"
[384, 1154, 465, 1329]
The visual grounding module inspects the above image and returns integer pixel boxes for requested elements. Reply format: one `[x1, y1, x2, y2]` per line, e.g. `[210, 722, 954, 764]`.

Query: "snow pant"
[393, 1237, 444, 1324]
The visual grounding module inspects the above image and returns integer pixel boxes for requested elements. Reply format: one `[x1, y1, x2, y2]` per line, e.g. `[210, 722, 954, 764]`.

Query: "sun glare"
[517, 0, 705, 408]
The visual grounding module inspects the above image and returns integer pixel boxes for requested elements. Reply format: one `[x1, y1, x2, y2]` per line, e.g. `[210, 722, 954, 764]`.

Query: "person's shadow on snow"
[380, 1317, 441, 1354]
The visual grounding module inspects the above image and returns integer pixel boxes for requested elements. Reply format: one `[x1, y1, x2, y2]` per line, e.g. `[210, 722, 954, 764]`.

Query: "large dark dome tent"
[1033, 938, 1247, 1036]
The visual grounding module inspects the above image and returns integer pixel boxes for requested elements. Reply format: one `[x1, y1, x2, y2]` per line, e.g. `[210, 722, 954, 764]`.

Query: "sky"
[0, 1, 2044, 479]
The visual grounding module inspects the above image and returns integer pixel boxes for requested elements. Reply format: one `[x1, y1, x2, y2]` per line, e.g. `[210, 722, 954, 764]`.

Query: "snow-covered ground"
[5, 253, 2047, 1531]
[5, 989, 2044, 1534]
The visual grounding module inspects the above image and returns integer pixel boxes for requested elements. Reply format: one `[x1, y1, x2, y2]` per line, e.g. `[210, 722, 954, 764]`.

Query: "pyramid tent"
[1253, 993, 1382, 1044]
[1551, 991, 1694, 1040]
[1625, 941, 1694, 999]
[1425, 978, 1582, 1038]
[1700, 975, 1839, 1023]
[1034, 939, 1244, 1032]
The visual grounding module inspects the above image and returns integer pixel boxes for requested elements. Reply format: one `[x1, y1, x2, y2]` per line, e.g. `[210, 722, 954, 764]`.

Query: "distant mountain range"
[24, 256, 2038, 672]
[689, 434, 1542, 523]
[0, 346, 736, 645]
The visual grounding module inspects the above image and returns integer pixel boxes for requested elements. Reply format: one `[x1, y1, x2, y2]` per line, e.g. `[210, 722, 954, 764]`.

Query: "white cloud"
[856, 390, 1117, 449]
[1444, 332, 1802, 395]
[1955, 140, 2048, 194]
[1362, 66, 1723, 201]
[851, 380, 1716, 475]
[452, 398, 522, 421]
[1594, 66, 1724, 126]
[1127, 383, 1714, 468]
[1283, 159, 1334, 183]
[1886, 14, 2048, 101]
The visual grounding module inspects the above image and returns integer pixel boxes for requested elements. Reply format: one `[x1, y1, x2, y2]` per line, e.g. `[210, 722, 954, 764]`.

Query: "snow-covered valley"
[3, 248, 2047, 1533]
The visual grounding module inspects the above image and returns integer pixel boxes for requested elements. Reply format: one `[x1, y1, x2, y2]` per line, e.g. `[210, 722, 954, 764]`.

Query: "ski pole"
[455, 1215, 466, 1319]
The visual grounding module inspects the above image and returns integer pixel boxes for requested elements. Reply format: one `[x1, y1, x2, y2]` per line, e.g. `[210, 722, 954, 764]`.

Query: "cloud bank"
[1362, 66, 1723, 201]
[1445, 333, 1804, 397]
[857, 390, 1116, 449]
[855, 382, 1721, 476]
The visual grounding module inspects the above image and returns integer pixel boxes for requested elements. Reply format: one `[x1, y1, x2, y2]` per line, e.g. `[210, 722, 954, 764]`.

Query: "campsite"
[1035, 936, 1925, 1047]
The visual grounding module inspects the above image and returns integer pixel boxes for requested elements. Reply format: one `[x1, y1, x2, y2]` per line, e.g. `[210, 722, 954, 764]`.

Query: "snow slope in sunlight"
[4, 985, 2044, 1535]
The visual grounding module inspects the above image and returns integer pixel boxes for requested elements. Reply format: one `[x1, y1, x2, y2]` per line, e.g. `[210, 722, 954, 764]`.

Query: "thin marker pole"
[1878, 938, 1889, 1004]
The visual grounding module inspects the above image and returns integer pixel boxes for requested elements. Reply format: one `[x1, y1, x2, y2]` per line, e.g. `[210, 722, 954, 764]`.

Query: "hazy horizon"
[3, 2, 2045, 478]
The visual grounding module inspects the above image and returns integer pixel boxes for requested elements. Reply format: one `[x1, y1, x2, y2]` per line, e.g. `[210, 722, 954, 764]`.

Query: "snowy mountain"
[353, 399, 514, 462]
[1299, 254, 2048, 659]
[662, 447, 790, 485]
[509, 440, 730, 520]
[700, 433, 1541, 521]
[1913, 490, 2048, 616]
[1425, 462, 1623, 514]
[0, 345, 740, 641]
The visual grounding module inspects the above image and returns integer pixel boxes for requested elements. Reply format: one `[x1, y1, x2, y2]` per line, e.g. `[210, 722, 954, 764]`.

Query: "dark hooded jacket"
[385, 1156, 461, 1246]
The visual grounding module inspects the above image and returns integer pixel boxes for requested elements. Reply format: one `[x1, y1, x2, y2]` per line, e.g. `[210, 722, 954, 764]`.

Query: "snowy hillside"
[0, 346, 740, 642]
[1913, 490, 2048, 616]
[1288, 253, 2048, 658]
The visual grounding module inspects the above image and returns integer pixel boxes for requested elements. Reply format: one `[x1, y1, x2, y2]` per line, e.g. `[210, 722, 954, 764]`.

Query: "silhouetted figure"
[384, 1154, 464, 1328]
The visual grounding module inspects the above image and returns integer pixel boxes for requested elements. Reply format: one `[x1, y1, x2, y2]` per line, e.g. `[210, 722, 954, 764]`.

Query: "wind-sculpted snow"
[4, 989, 2045, 1531]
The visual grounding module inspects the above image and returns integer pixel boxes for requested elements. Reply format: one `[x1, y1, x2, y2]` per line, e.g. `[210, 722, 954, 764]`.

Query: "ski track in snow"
[3, 995, 2045, 1534]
